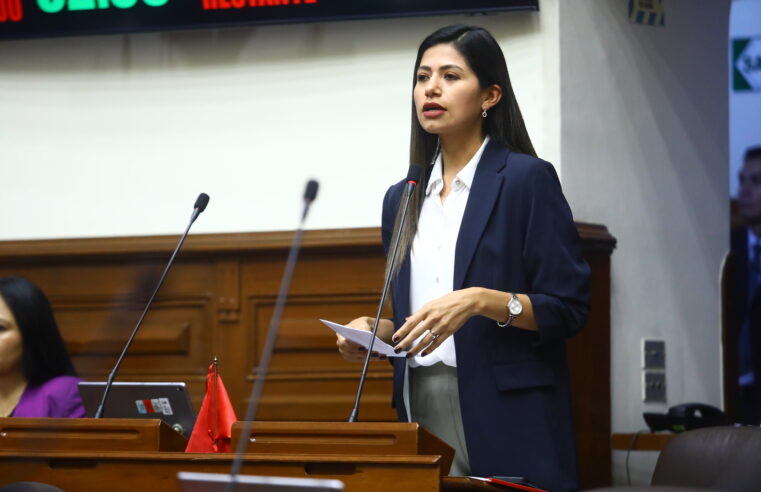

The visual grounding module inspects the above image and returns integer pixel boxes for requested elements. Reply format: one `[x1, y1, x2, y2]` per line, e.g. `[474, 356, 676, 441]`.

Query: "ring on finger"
[430, 332, 440, 342]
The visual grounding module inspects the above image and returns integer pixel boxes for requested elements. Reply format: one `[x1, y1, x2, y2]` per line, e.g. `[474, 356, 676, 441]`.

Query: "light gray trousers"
[409, 362, 471, 476]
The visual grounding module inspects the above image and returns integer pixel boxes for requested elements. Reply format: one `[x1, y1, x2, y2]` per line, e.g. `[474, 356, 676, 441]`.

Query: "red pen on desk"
[468, 476, 547, 492]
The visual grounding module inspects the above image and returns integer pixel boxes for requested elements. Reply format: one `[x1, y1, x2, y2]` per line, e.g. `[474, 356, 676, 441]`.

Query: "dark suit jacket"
[731, 228, 751, 318]
[730, 227, 761, 424]
[381, 140, 590, 492]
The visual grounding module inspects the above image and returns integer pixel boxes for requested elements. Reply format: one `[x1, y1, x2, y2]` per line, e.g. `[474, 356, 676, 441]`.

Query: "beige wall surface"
[559, 0, 730, 485]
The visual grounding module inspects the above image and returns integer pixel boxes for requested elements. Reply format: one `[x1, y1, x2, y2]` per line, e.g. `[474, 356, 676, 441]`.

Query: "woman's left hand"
[392, 287, 481, 357]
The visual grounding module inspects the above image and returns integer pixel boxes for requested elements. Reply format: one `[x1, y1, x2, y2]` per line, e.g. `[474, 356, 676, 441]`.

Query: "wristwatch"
[497, 293, 522, 327]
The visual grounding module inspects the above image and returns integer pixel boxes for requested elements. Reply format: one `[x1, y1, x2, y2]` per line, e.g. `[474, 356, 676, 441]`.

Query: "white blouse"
[407, 136, 490, 368]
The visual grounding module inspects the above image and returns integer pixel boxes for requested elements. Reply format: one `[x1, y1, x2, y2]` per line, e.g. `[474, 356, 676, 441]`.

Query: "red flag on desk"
[185, 362, 238, 453]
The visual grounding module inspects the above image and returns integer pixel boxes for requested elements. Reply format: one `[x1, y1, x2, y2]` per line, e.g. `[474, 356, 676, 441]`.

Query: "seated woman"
[0, 276, 85, 418]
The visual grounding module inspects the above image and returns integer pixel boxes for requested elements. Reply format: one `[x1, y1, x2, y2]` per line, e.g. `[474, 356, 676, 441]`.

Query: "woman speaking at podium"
[336, 25, 590, 491]
[0, 276, 85, 419]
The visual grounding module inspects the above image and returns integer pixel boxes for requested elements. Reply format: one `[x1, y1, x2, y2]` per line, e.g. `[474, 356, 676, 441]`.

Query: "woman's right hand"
[336, 316, 387, 362]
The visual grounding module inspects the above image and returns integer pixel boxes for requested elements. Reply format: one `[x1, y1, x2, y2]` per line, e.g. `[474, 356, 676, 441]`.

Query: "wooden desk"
[0, 419, 463, 491]
[231, 421, 454, 475]
[0, 417, 186, 453]
[0, 450, 441, 492]
[611, 432, 674, 451]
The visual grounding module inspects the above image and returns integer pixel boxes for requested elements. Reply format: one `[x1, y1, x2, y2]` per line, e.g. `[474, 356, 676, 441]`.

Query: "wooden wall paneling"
[239, 249, 395, 422]
[253, 375, 396, 422]
[215, 260, 241, 324]
[209, 259, 246, 410]
[721, 250, 739, 421]
[245, 294, 396, 421]
[248, 295, 387, 369]
[0, 260, 217, 409]
[568, 222, 615, 489]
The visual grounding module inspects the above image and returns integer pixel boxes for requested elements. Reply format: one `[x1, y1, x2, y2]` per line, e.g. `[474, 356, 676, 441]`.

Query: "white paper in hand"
[320, 319, 407, 357]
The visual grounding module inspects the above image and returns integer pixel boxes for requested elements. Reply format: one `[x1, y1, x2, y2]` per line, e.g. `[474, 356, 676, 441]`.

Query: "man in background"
[733, 145, 761, 424]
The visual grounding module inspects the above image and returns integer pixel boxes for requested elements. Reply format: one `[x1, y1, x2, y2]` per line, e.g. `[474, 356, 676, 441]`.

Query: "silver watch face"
[508, 296, 523, 316]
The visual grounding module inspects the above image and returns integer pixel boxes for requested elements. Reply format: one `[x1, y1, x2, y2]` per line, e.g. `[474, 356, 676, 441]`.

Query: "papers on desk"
[320, 319, 407, 358]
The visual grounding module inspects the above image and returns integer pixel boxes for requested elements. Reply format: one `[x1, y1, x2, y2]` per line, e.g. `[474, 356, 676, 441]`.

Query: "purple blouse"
[11, 375, 86, 418]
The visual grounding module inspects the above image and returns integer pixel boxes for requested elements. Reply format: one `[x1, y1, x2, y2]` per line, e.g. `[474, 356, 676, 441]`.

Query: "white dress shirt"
[407, 136, 490, 368]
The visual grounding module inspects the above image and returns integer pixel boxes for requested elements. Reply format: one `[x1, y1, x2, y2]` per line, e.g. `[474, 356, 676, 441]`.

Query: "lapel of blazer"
[392, 184, 412, 322]
[453, 140, 507, 291]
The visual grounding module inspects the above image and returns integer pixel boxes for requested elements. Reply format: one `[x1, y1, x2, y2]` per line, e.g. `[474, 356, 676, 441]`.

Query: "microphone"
[302, 179, 318, 219]
[226, 180, 319, 492]
[348, 164, 422, 423]
[193, 193, 210, 216]
[94, 193, 210, 419]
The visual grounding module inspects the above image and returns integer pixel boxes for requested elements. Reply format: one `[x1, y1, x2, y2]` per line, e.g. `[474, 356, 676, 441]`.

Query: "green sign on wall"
[733, 37, 761, 92]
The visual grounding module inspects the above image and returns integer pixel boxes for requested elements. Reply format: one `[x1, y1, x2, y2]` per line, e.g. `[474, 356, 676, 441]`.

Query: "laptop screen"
[78, 381, 196, 437]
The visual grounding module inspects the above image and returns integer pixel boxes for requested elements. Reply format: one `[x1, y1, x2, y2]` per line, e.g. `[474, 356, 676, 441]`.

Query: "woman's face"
[0, 296, 23, 377]
[414, 43, 491, 138]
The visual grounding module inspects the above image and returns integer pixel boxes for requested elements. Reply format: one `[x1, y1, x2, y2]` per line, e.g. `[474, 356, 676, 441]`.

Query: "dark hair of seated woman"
[0, 276, 84, 418]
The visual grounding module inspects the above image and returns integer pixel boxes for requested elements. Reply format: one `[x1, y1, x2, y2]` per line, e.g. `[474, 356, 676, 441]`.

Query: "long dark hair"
[387, 24, 536, 279]
[0, 276, 78, 386]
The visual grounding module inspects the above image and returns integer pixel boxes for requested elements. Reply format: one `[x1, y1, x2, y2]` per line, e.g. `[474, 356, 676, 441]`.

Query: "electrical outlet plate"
[643, 339, 666, 369]
[643, 371, 667, 403]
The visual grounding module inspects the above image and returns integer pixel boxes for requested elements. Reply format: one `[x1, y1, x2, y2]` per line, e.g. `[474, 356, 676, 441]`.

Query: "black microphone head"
[194, 193, 210, 213]
[406, 164, 423, 185]
[304, 180, 319, 202]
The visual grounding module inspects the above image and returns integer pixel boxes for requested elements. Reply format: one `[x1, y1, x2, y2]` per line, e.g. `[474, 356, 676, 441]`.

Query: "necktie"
[750, 243, 761, 300]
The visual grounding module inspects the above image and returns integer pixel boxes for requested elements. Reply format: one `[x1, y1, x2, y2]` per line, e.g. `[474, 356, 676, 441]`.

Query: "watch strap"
[497, 293, 519, 328]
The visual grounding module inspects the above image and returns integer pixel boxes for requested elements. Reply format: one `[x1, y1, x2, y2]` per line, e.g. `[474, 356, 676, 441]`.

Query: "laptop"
[78, 381, 197, 437]
[177, 472, 344, 492]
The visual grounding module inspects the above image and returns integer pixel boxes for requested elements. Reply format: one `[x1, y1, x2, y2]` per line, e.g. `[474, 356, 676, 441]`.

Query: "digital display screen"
[0, 0, 538, 41]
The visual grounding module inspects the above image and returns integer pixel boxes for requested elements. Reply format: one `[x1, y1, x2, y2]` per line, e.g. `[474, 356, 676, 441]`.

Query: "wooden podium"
[0, 419, 459, 491]
[0, 417, 187, 452]
[230, 421, 455, 475]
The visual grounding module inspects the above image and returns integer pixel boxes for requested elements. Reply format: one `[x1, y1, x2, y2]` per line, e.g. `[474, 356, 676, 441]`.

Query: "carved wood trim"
[216, 260, 240, 323]
[0, 229, 382, 261]
[67, 322, 191, 356]
[0, 225, 614, 261]
[576, 222, 616, 253]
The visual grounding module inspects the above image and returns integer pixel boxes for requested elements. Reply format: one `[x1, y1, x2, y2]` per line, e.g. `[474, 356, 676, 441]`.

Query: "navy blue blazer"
[381, 140, 590, 492]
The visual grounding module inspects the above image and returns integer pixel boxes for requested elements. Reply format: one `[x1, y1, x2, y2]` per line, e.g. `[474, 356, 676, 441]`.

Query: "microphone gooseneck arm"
[94, 194, 209, 419]
[348, 177, 417, 423]
[226, 181, 318, 492]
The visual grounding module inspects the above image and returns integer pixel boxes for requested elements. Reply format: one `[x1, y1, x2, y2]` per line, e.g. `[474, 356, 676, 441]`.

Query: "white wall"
[0, 8, 560, 240]
[559, 0, 730, 485]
